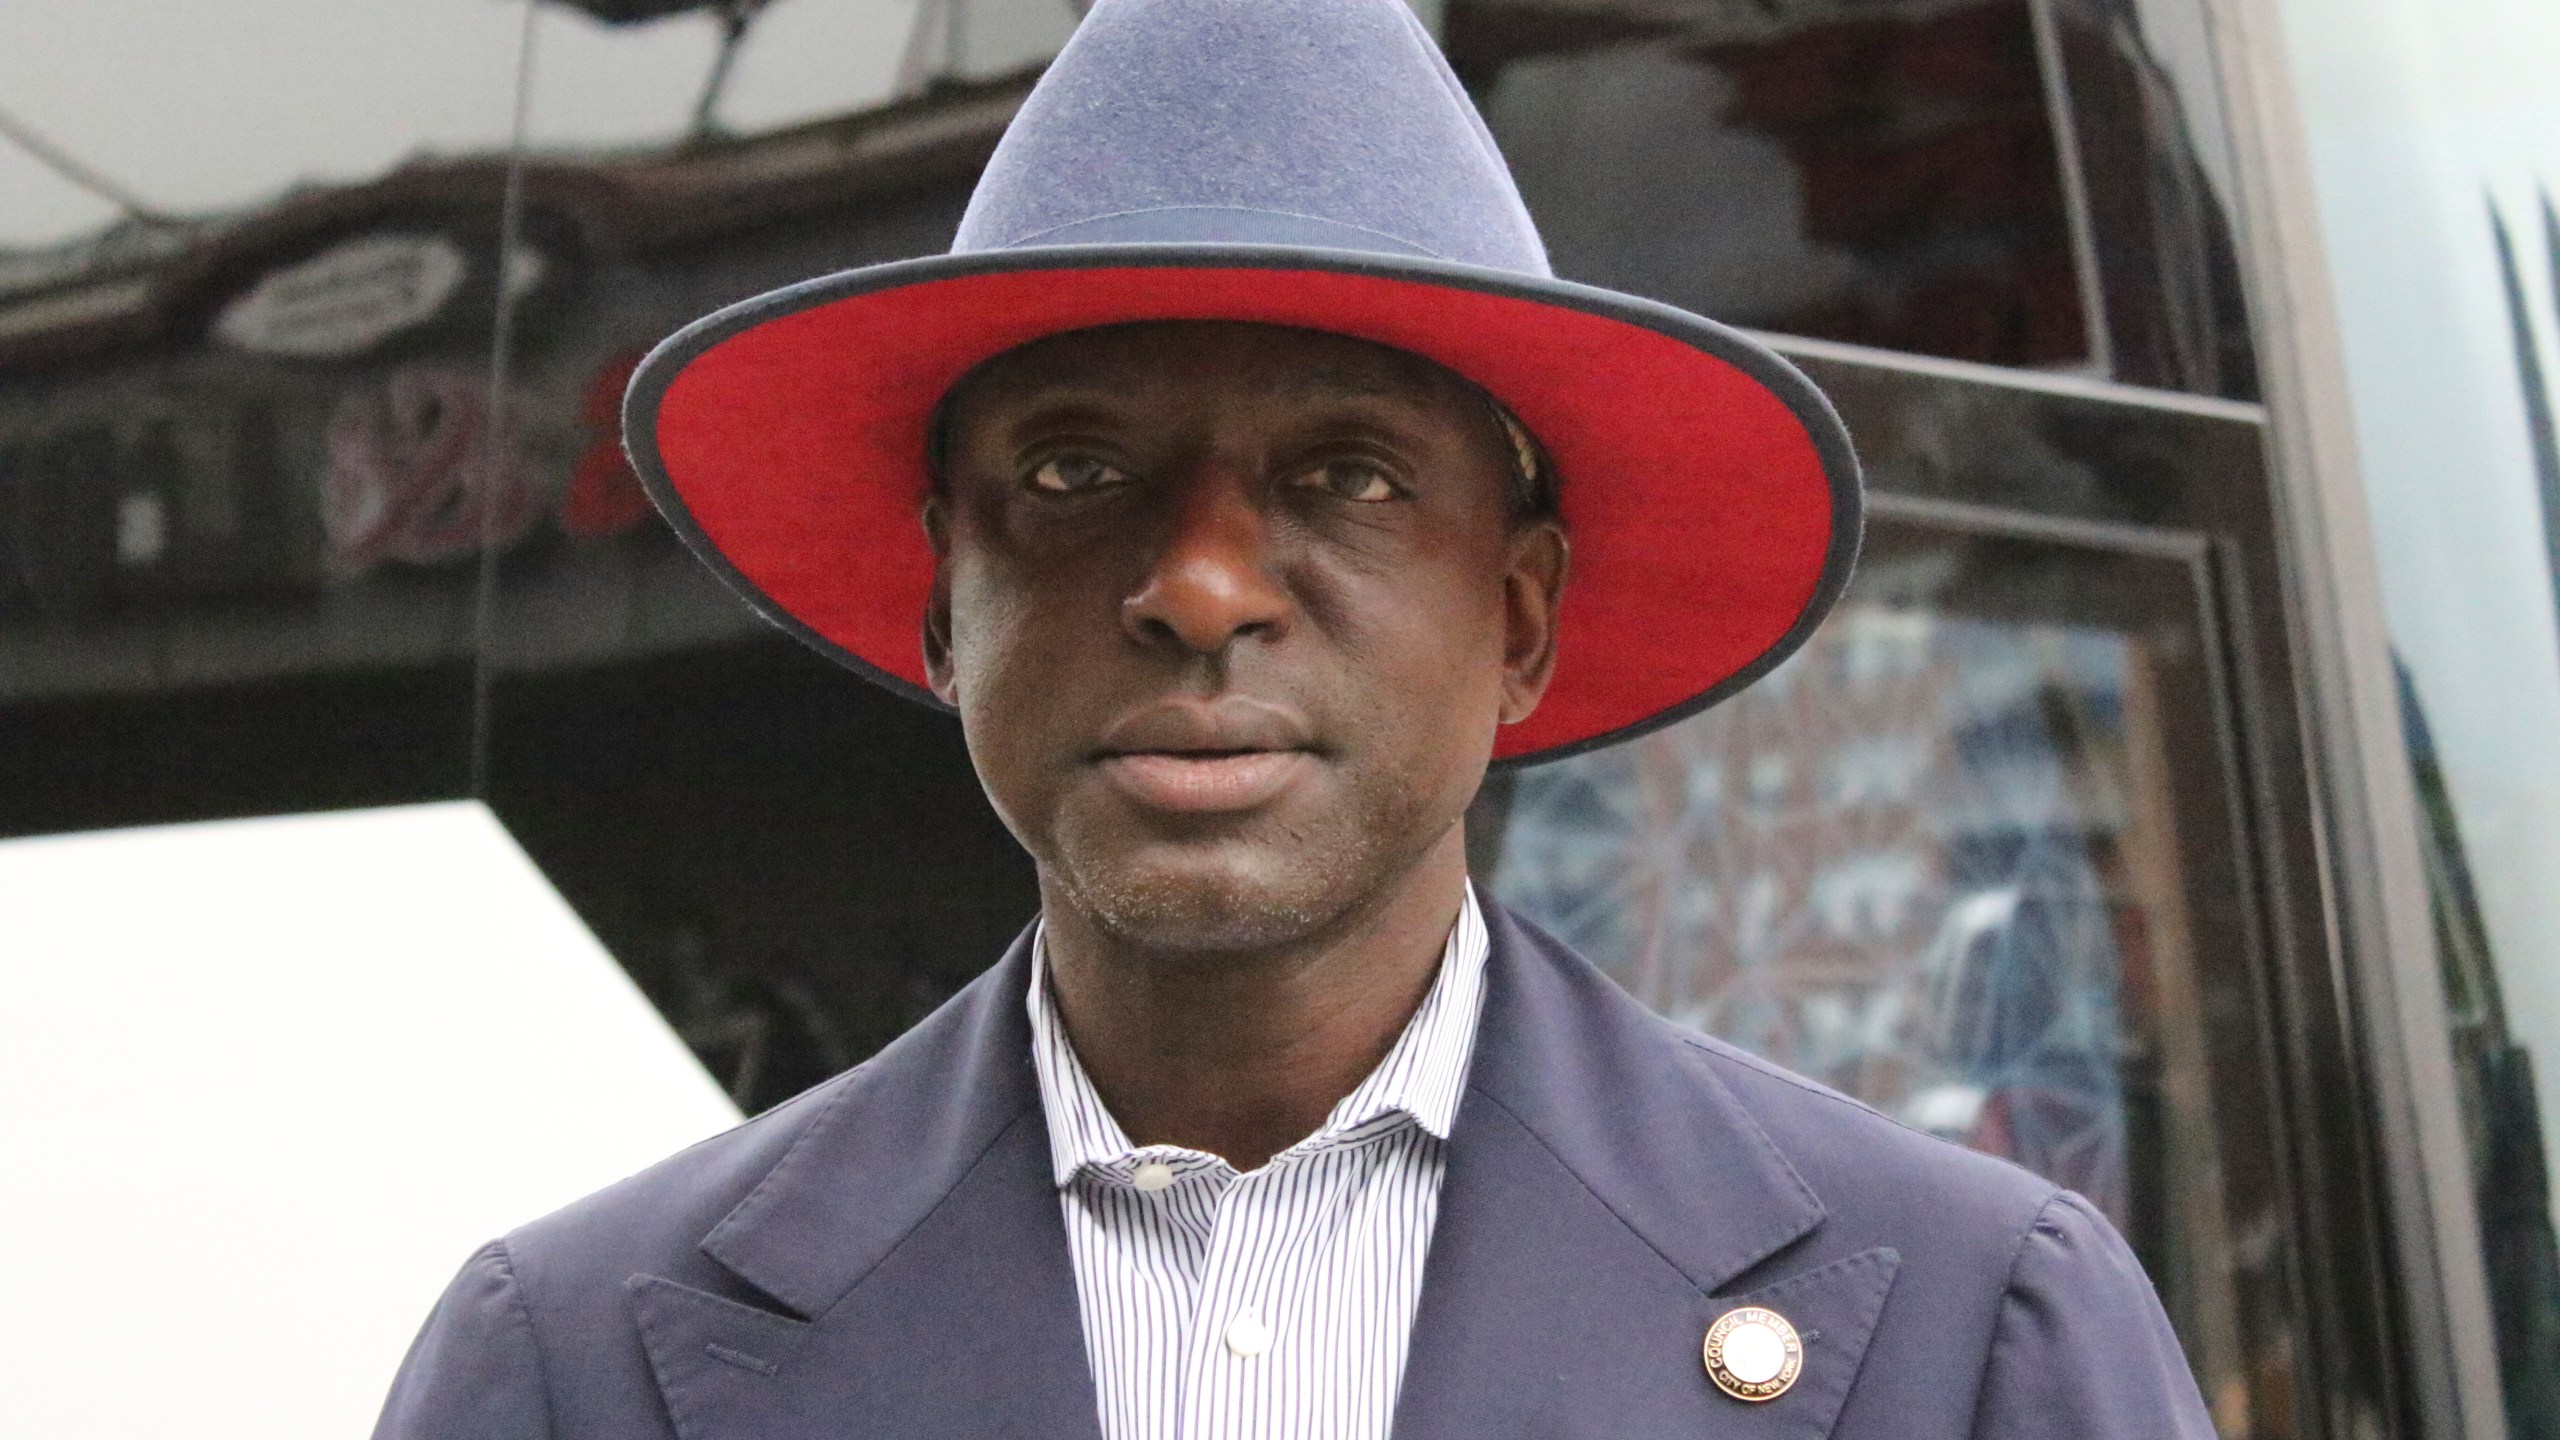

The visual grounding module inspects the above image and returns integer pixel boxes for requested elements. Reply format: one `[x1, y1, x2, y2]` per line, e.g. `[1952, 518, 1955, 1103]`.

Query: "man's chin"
[1050, 845, 1375, 956]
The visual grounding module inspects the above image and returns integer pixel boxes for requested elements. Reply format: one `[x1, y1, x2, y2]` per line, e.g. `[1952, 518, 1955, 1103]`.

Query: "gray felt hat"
[626, 0, 1862, 764]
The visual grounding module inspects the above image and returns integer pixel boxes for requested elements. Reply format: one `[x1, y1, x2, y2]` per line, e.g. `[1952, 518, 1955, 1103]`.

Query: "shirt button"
[1225, 1308, 1272, 1358]
[1132, 1161, 1175, 1193]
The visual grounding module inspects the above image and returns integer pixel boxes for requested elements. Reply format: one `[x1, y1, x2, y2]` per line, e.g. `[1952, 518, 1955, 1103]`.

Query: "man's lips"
[1090, 697, 1321, 814]
[1095, 750, 1317, 813]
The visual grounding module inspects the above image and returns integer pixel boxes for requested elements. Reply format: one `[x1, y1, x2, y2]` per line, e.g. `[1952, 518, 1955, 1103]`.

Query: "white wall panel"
[0, 802, 741, 1439]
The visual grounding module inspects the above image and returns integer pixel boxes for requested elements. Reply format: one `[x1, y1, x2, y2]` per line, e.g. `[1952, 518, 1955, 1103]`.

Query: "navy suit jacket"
[376, 901, 2216, 1438]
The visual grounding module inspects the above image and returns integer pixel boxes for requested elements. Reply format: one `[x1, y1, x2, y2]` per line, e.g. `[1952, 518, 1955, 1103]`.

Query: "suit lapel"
[630, 930, 1104, 1440]
[1392, 902, 1899, 1438]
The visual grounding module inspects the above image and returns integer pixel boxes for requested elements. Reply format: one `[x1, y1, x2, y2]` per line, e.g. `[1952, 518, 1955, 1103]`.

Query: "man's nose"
[1121, 469, 1291, 654]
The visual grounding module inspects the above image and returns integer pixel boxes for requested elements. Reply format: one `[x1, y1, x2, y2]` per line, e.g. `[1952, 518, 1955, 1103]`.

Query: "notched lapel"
[1462, 905, 1827, 1295]
[622, 932, 1103, 1440]
[626, 1112, 1104, 1440]
[628, 1275, 813, 1440]
[1705, 1248, 1902, 1439]
[1397, 907, 1885, 1438]
[1390, 1097, 1890, 1440]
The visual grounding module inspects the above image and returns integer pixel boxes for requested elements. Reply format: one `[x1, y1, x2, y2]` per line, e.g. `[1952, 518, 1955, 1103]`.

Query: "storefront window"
[2, 4, 2423, 1430]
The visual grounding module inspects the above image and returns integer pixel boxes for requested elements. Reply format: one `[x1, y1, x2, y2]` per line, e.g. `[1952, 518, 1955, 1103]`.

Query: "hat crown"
[952, 0, 1551, 275]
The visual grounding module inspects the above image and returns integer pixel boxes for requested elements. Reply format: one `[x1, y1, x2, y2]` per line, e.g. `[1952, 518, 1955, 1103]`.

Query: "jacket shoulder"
[1685, 1028, 2061, 1244]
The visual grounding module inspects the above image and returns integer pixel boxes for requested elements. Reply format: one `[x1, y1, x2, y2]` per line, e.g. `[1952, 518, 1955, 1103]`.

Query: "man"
[377, 0, 2215, 1435]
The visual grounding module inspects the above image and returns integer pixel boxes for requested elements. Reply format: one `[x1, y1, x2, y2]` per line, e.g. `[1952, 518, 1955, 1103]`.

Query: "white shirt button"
[1132, 1161, 1175, 1193]
[1224, 1307, 1272, 1358]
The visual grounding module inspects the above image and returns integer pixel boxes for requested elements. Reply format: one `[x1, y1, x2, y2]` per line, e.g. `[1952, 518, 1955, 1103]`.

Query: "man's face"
[924, 322, 1567, 953]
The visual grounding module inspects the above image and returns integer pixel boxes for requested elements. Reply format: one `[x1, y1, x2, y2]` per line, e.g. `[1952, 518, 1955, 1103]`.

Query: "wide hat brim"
[625, 243, 1861, 765]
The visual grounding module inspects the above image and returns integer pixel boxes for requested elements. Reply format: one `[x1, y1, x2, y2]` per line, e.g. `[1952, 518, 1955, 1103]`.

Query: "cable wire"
[0, 100, 169, 223]
[469, 0, 544, 799]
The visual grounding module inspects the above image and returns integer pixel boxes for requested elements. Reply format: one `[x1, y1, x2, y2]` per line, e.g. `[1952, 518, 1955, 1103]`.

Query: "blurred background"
[0, 0, 2552, 1436]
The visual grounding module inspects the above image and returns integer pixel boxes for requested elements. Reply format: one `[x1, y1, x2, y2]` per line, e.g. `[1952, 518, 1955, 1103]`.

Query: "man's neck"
[1036, 830, 1472, 1172]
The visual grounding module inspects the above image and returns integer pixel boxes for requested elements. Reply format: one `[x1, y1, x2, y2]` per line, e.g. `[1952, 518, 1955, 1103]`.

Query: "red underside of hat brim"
[636, 257, 1854, 764]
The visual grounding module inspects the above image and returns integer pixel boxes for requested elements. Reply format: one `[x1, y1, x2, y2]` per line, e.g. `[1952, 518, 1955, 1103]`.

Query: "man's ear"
[1498, 520, 1569, 726]
[921, 495, 959, 705]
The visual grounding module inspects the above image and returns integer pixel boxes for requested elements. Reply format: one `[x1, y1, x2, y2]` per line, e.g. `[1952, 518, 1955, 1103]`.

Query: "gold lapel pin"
[1704, 1305, 1803, 1403]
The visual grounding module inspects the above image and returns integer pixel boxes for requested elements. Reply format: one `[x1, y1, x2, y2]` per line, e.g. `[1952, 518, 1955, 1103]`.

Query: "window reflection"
[1452, 0, 2255, 395]
[1496, 603, 2139, 1213]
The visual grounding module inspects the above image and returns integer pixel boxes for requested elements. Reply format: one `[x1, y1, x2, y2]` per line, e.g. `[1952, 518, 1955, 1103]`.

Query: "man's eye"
[1296, 459, 1403, 503]
[1029, 455, 1130, 493]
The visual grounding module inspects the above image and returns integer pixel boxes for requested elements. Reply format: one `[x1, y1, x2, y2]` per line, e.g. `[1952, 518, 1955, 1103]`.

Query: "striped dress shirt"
[1027, 886, 1491, 1440]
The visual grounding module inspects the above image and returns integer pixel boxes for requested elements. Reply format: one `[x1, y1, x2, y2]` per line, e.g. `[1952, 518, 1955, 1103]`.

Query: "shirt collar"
[1027, 883, 1492, 1188]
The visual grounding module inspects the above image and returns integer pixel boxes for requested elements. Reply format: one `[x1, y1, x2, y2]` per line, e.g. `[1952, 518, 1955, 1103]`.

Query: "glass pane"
[1449, 0, 2257, 397]
[1466, 1, 2091, 368]
[1481, 511, 2294, 1438]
